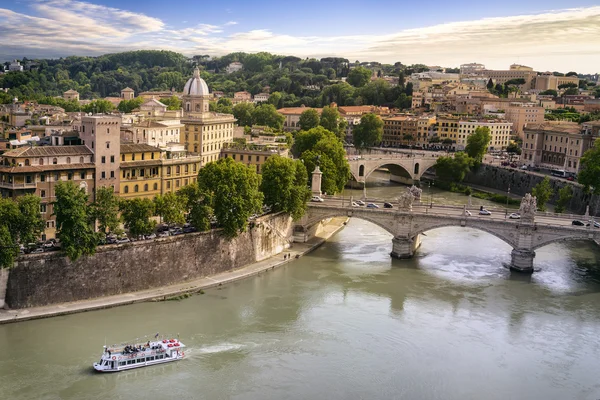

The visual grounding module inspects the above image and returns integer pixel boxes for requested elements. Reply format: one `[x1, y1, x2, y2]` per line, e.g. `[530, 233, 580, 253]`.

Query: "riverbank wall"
[5, 213, 294, 309]
[462, 165, 600, 215]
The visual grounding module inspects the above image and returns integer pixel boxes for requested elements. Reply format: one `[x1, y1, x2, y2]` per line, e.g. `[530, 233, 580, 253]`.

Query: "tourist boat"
[93, 337, 186, 372]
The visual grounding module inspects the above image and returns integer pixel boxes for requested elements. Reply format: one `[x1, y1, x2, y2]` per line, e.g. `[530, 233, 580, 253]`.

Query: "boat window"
[139, 358, 145, 362]
[119, 362, 125, 366]
[127, 360, 134, 365]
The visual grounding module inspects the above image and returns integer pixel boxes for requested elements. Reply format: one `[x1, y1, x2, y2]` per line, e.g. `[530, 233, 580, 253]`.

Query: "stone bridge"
[296, 199, 600, 273]
[347, 153, 441, 185]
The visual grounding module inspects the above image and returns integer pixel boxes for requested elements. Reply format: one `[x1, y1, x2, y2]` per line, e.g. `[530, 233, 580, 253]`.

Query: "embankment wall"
[6, 213, 293, 309]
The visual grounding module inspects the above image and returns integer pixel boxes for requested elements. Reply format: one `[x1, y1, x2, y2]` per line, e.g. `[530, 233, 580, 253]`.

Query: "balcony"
[0, 181, 37, 189]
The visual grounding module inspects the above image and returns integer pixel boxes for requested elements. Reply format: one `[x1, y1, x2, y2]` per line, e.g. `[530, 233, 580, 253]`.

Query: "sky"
[1, 0, 599, 73]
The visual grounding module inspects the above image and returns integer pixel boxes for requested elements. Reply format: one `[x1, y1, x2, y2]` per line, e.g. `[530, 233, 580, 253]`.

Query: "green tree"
[253, 104, 284, 130]
[177, 183, 213, 231]
[53, 181, 99, 261]
[161, 95, 182, 110]
[353, 113, 383, 148]
[506, 142, 522, 155]
[347, 66, 372, 87]
[16, 194, 45, 245]
[293, 126, 336, 156]
[119, 198, 156, 237]
[154, 192, 186, 226]
[90, 187, 121, 234]
[531, 177, 554, 212]
[578, 140, 600, 195]
[232, 102, 255, 127]
[0, 225, 17, 269]
[0, 198, 21, 268]
[299, 136, 350, 194]
[465, 127, 491, 163]
[260, 155, 311, 220]
[197, 157, 263, 237]
[319, 105, 347, 140]
[434, 152, 474, 182]
[82, 99, 115, 114]
[554, 185, 573, 214]
[117, 97, 144, 113]
[298, 108, 320, 131]
[539, 89, 558, 97]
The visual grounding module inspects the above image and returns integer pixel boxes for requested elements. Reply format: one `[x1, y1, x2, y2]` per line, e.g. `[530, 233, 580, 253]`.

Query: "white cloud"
[0, 2, 598, 72]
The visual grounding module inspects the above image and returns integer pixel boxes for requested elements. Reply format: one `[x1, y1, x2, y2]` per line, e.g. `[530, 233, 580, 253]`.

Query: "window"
[101, 171, 106, 179]
[110, 171, 115, 178]
[55, 173, 60, 181]
[40, 174, 46, 182]
[176, 166, 180, 174]
[176, 180, 180, 188]
[134, 185, 139, 192]
[167, 181, 171, 189]
[81, 172, 85, 180]
[24, 159, 30, 166]
[80, 157, 84, 163]
[154, 183, 158, 190]
[66, 157, 71, 164]
[111, 156, 115, 163]
[101, 156, 106, 164]
[142, 153, 145, 160]
[151, 152, 155, 160]
[53, 158, 57, 165]
[240, 155, 244, 161]
[167, 167, 171, 176]
[124, 186, 129, 193]
[68, 173, 73, 180]
[122, 154, 125, 162]
[40, 190, 46, 198]
[106, 142, 110, 149]
[40, 204, 47, 213]
[39, 158, 44, 165]
[132, 154, 136, 161]
[144, 184, 148, 191]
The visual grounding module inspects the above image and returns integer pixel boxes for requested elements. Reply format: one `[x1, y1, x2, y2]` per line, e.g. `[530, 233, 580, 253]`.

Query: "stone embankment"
[0, 215, 348, 324]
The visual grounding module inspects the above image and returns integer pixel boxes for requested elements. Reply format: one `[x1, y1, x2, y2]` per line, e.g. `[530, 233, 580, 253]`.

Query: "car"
[31, 247, 45, 254]
[464, 210, 472, 216]
[521, 165, 528, 170]
[586, 220, 600, 228]
[170, 228, 184, 236]
[311, 196, 324, 202]
[366, 203, 379, 208]
[145, 233, 157, 240]
[572, 220, 585, 226]
[183, 226, 197, 233]
[509, 213, 521, 219]
[567, 176, 574, 181]
[158, 231, 170, 238]
[351, 202, 361, 207]
[479, 209, 492, 215]
[383, 202, 393, 209]
[156, 224, 170, 233]
[510, 163, 518, 168]
[356, 200, 365, 206]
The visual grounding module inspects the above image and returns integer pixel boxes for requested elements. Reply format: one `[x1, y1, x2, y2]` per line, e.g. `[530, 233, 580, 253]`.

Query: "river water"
[2, 174, 600, 400]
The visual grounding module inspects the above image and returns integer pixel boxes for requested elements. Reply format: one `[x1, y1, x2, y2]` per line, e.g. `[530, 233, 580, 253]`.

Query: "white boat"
[93, 337, 186, 372]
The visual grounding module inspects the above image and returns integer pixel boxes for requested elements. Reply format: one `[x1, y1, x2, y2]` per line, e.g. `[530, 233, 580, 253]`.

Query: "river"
[1, 175, 600, 400]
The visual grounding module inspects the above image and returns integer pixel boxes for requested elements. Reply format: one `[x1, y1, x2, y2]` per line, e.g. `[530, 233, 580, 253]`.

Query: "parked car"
[145, 233, 157, 240]
[366, 203, 379, 208]
[116, 237, 130, 244]
[586, 220, 600, 228]
[156, 224, 170, 233]
[31, 247, 45, 254]
[520, 165, 528, 170]
[510, 163, 518, 168]
[356, 200, 365, 206]
[170, 228, 184, 236]
[567, 176, 575, 181]
[383, 202, 393, 209]
[158, 231, 170, 238]
[351, 202, 361, 207]
[464, 210, 472, 216]
[311, 196, 324, 202]
[572, 220, 585, 226]
[183, 226, 197, 233]
[479, 209, 492, 215]
[509, 213, 521, 219]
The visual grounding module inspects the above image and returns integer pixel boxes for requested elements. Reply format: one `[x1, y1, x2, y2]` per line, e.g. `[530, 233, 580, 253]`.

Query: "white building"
[8, 60, 23, 72]
[131, 119, 184, 149]
[225, 62, 243, 74]
[253, 93, 270, 103]
[456, 119, 513, 151]
[460, 63, 485, 76]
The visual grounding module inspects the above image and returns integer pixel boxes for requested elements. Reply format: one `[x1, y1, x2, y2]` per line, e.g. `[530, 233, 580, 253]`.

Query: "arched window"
[414, 163, 420, 175]
[134, 185, 139, 192]
[167, 166, 171, 175]
[52, 158, 57, 165]
[79, 157, 84, 163]
[153, 183, 158, 190]
[39, 158, 44, 165]
[195, 104, 201, 112]
[358, 165, 365, 177]
[186, 103, 190, 111]
[66, 157, 71, 164]
[144, 184, 148, 192]
[124, 186, 129, 193]
[176, 166, 180, 174]
[24, 159, 30, 166]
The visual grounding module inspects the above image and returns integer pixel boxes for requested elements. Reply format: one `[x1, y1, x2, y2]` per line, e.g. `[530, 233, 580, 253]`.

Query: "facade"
[254, 93, 270, 103]
[521, 122, 594, 174]
[534, 73, 580, 91]
[0, 146, 95, 239]
[460, 63, 485, 76]
[221, 144, 289, 174]
[121, 87, 135, 100]
[79, 115, 121, 197]
[382, 116, 418, 147]
[226, 62, 243, 74]
[131, 119, 184, 148]
[504, 102, 545, 137]
[8, 60, 23, 72]
[233, 91, 252, 104]
[278, 106, 322, 131]
[160, 144, 201, 193]
[437, 116, 512, 150]
[63, 90, 80, 102]
[119, 143, 162, 200]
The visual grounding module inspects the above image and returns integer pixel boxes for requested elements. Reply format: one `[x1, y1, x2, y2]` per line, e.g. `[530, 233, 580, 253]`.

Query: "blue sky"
[1, 0, 599, 72]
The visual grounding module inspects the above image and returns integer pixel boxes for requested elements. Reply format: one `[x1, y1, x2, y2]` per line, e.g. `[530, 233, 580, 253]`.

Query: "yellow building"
[221, 143, 289, 174]
[160, 144, 201, 193]
[119, 143, 162, 199]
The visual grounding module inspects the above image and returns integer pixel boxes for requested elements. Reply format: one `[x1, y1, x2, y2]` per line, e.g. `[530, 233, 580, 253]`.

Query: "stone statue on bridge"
[519, 193, 537, 221]
[408, 185, 422, 201]
[398, 191, 414, 211]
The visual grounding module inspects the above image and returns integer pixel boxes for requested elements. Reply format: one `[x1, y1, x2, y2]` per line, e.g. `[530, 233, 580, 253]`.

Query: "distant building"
[8, 60, 23, 72]
[130, 119, 184, 148]
[278, 106, 323, 131]
[221, 143, 289, 174]
[121, 87, 135, 100]
[504, 102, 545, 137]
[460, 63, 486, 76]
[225, 62, 244, 74]
[63, 90, 80, 102]
[253, 93, 270, 103]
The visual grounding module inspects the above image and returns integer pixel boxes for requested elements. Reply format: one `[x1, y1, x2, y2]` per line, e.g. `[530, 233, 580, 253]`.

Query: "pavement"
[0, 217, 350, 325]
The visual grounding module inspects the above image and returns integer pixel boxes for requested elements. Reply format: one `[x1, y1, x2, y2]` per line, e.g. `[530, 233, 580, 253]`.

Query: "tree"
[347, 66, 372, 87]
[293, 126, 336, 156]
[253, 104, 284, 130]
[554, 185, 573, 214]
[260, 155, 311, 220]
[395, 93, 412, 109]
[53, 181, 99, 261]
[531, 177, 554, 212]
[565, 71, 578, 77]
[434, 152, 474, 182]
[0, 225, 17, 269]
[319, 105, 347, 140]
[117, 97, 144, 113]
[82, 99, 115, 114]
[486, 78, 494, 90]
[177, 183, 213, 231]
[119, 198, 156, 237]
[353, 113, 383, 148]
[232, 102, 255, 127]
[465, 127, 491, 163]
[563, 87, 579, 96]
[298, 108, 320, 131]
[0, 198, 21, 268]
[299, 136, 350, 194]
[90, 187, 121, 234]
[154, 192, 186, 226]
[16, 195, 45, 245]
[578, 140, 600, 195]
[161, 95, 182, 110]
[197, 157, 263, 237]
[558, 83, 578, 89]
[539, 89, 558, 97]
[506, 142, 522, 155]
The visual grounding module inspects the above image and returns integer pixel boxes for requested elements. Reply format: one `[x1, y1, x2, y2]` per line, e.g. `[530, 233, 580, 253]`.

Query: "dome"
[183, 67, 210, 96]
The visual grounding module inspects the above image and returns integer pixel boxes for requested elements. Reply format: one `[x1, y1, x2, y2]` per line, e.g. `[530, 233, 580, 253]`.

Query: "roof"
[121, 87, 134, 92]
[338, 106, 375, 114]
[183, 67, 210, 96]
[120, 143, 162, 153]
[64, 89, 79, 94]
[277, 107, 323, 115]
[524, 122, 581, 134]
[133, 120, 169, 128]
[140, 98, 167, 108]
[0, 163, 95, 173]
[2, 145, 92, 158]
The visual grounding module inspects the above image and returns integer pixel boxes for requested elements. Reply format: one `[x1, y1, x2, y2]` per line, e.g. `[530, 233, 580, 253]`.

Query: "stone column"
[311, 166, 322, 197]
[0, 268, 9, 309]
[390, 235, 421, 259]
[510, 249, 536, 273]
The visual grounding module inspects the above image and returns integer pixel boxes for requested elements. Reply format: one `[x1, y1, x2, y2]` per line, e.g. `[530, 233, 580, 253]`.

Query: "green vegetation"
[353, 113, 384, 149]
[90, 187, 121, 235]
[531, 177, 554, 212]
[319, 106, 347, 141]
[0, 196, 44, 268]
[197, 157, 263, 237]
[434, 152, 474, 182]
[177, 183, 213, 232]
[347, 66, 373, 87]
[260, 155, 311, 220]
[119, 198, 157, 237]
[154, 192, 186, 226]
[578, 140, 600, 195]
[465, 127, 491, 163]
[298, 108, 320, 131]
[554, 185, 573, 214]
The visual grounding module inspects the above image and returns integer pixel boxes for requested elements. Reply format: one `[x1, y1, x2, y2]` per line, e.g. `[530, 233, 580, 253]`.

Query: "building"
[130, 119, 184, 148]
[63, 90, 80, 102]
[121, 87, 135, 100]
[226, 62, 244, 74]
[119, 143, 162, 200]
[460, 63, 485, 76]
[8, 60, 23, 72]
[180, 67, 236, 164]
[254, 93, 270, 103]
[233, 91, 252, 104]
[521, 122, 595, 174]
[278, 106, 323, 131]
[504, 102, 545, 137]
[437, 116, 512, 150]
[79, 115, 121, 197]
[382, 116, 418, 147]
[221, 143, 289, 174]
[159, 143, 202, 193]
[0, 145, 95, 239]
[534, 73, 580, 91]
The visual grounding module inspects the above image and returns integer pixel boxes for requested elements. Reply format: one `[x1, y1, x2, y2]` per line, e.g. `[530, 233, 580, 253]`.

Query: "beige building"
[221, 144, 289, 174]
[278, 106, 322, 131]
[534, 73, 580, 91]
[504, 102, 545, 137]
[521, 122, 596, 174]
[437, 115, 512, 150]
[180, 67, 236, 164]
[121, 87, 135, 100]
[63, 90, 80, 102]
[131, 119, 184, 148]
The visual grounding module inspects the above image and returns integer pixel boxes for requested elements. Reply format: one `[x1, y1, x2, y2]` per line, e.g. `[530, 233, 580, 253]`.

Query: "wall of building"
[5, 213, 293, 309]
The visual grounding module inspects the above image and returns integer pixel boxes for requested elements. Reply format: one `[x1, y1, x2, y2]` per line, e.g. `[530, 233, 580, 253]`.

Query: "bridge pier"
[510, 249, 536, 273]
[390, 235, 422, 259]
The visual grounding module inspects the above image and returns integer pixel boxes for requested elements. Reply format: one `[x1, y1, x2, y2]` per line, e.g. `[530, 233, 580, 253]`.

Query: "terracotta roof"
[140, 98, 167, 108]
[0, 163, 95, 173]
[120, 143, 161, 153]
[2, 145, 92, 158]
[122, 87, 134, 92]
[133, 120, 169, 128]
[64, 90, 79, 94]
[524, 122, 581, 134]
[277, 107, 323, 115]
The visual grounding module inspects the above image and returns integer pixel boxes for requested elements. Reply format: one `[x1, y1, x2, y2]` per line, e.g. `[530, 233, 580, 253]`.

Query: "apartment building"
[131, 119, 184, 148]
[437, 116, 512, 150]
[504, 102, 545, 137]
[221, 144, 289, 174]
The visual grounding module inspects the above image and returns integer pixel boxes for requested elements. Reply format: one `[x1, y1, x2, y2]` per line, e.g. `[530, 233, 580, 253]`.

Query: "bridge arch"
[412, 223, 518, 249]
[531, 235, 597, 251]
[300, 210, 397, 237]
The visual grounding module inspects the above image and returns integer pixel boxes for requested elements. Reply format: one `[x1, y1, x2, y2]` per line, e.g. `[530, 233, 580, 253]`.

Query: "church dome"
[183, 67, 210, 96]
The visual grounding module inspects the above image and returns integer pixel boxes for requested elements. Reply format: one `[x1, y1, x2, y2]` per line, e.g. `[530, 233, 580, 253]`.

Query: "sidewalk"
[0, 217, 349, 324]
